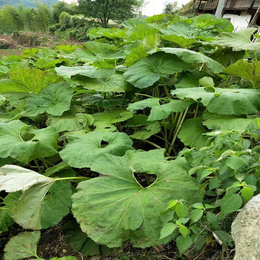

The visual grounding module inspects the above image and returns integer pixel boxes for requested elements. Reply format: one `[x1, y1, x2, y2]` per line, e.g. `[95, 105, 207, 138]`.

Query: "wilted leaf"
[0, 165, 52, 192]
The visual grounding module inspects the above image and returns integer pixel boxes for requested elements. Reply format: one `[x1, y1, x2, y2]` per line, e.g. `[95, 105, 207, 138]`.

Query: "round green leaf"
[241, 187, 254, 202]
[60, 132, 133, 168]
[176, 204, 189, 218]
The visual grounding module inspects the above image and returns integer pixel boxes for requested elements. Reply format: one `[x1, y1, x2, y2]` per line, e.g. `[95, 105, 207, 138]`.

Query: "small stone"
[231, 194, 260, 260]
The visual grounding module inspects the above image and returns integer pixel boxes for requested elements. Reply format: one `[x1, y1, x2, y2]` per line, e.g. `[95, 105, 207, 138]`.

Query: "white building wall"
[223, 11, 252, 31]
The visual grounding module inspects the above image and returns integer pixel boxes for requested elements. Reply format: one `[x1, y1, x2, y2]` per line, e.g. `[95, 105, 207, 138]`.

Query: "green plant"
[0, 13, 260, 259]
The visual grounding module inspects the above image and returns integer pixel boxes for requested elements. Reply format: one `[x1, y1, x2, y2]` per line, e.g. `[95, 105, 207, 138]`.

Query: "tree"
[163, 1, 178, 15]
[33, 3, 54, 32]
[0, 5, 24, 32]
[52, 1, 77, 23]
[77, 0, 142, 28]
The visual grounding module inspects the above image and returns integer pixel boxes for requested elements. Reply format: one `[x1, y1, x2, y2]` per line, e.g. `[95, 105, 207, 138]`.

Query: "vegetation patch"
[0, 12, 259, 260]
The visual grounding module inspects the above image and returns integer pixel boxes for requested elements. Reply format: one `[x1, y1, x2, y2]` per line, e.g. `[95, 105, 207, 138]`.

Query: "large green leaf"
[192, 14, 234, 33]
[218, 28, 260, 51]
[128, 98, 193, 121]
[125, 35, 161, 66]
[178, 118, 209, 149]
[0, 121, 58, 163]
[130, 122, 161, 140]
[161, 35, 197, 48]
[161, 22, 194, 38]
[72, 150, 202, 247]
[12, 180, 72, 229]
[88, 27, 126, 39]
[203, 115, 257, 131]
[158, 48, 224, 73]
[60, 132, 133, 168]
[73, 72, 133, 92]
[47, 112, 94, 132]
[175, 71, 208, 88]
[122, 18, 147, 29]
[55, 65, 114, 79]
[224, 60, 260, 86]
[122, 18, 148, 29]
[124, 52, 190, 89]
[161, 22, 197, 48]
[0, 69, 58, 94]
[92, 108, 133, 124]
[24, 82, 74, 117]
[73, 42, 125, 62]
[4, 231, 40, 260]
[172, 88, 260, 115]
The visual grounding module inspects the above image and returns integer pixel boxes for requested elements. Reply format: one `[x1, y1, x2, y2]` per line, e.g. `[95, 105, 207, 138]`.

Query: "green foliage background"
[0, 11, 260, 260]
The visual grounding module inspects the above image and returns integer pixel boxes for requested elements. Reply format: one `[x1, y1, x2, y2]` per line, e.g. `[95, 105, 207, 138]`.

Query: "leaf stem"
[142, 139, 162, 149]
[144, 173, 151, 186]
[194, 104, 199, 118]
[136, 93, 153, 98]
[168, 107, 189, 155]
[54, 177, 90, 181]
[34, 160, 43, 174]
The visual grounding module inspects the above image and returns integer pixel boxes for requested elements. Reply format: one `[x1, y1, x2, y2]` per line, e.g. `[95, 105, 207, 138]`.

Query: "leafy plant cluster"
[1, 13, 260, 259]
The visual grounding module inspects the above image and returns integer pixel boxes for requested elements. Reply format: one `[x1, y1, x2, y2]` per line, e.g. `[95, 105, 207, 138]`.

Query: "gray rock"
[232, 194, 260, 260]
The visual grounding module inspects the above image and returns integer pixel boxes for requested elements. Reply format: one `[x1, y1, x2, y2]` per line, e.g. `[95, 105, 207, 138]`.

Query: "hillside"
[0, 0, 58, 8]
